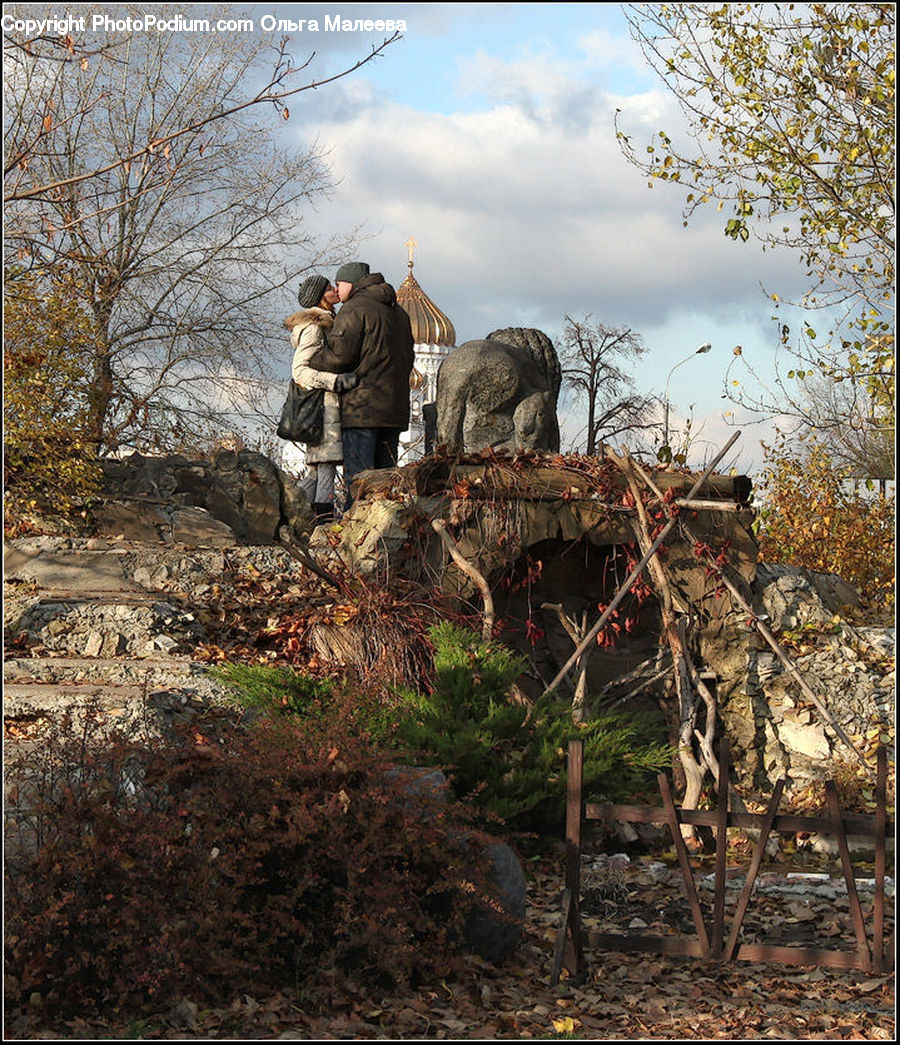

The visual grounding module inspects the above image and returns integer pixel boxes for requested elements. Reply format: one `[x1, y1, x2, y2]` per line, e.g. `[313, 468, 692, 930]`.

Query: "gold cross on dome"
[405, 237, 417, 266]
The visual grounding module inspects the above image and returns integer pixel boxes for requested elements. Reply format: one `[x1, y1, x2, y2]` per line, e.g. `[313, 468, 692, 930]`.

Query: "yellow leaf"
[552, 1016, 577, 1034]
[331, 604, 358, 625]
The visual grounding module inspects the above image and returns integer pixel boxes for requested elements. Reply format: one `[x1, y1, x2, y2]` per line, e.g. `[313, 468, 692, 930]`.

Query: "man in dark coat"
[308, 261, 415, 502]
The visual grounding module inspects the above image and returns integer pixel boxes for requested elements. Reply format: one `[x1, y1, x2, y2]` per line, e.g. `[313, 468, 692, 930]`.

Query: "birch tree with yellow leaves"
[617, 3, 894, 437]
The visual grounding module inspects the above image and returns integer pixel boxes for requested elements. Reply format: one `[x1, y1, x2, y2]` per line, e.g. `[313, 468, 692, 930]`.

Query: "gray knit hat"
[335, 261, 370, 285]
[297, 274, 331, 308]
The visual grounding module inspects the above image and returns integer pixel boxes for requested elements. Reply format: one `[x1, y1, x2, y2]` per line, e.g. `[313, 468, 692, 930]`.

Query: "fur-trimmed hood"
[283, 307, 335, 331]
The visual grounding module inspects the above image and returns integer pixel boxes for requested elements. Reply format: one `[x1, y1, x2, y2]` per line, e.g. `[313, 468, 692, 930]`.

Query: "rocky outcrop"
[312, 456, 892, 791]
[324, 457, 758, 605]
[97, 450, 313, 544]
[4, 452, 893, 811]
[713, 564, 894, 790]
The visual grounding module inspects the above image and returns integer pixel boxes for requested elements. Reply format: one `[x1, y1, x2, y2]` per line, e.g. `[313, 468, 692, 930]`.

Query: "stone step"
[4, 682, 147, 716]
[4, 546, 142, 592]
[4, 654, 198, 677]
[10, 593, 206, 659]
[3, 656, 225, 704]
[32, 590, 188, 606]
[4, 677, 235, 736]
[5, 539, 307, 609]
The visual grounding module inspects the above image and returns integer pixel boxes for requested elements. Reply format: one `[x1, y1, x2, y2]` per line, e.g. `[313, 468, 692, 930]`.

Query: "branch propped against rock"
[541, 602, 591, 722]
[431, 518, 495, 642]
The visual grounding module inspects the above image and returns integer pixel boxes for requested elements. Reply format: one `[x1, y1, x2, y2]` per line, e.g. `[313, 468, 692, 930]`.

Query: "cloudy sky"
[42, 2, 817, 471]
[256, 2, 816, 472]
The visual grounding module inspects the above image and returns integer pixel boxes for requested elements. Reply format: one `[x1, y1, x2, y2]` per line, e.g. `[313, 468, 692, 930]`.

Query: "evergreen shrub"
[209, 625, 671, 840]
[390, 623, 672, 837]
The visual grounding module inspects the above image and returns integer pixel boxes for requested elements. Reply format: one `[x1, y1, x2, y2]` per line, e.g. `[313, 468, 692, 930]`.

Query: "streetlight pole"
[663, 343, 712, 452]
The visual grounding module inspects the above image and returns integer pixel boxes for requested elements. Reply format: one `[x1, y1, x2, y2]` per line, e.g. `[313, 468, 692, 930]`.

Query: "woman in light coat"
[284, 275, 358, 522]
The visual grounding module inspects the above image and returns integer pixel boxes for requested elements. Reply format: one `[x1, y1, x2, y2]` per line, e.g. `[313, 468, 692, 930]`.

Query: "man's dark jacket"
[308, 273, 414, 430]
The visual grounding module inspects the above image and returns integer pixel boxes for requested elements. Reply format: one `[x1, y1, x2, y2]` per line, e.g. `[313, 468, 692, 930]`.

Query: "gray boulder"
[98, 450, 313, 544]
[461, 837, 527, 964]
[383, 769, 526, 964]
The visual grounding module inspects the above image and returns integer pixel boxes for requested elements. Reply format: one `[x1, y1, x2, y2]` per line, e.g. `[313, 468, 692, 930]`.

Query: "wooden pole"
[873, 746, 887, 973]
[712, 738, 730, 957]
[276, 530, 344, 591]
[551, 739, 586, 985]
[540, 433, 740, 698]
[723, 778, 785, 962]
[826, 780, 872, 970]
[658, 771, 711, 956]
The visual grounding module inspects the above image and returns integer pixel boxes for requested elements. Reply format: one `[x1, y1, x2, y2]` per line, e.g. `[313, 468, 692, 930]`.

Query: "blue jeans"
[342, 427, 401, 506]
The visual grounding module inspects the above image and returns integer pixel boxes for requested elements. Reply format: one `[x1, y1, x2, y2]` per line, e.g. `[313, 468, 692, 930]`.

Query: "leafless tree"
[795, 374, 895, 481]
[724, 331, 895, 477]
[558, 315, 656, 456]
[3, 7, 399, 214]
[3, 4, 400, 454]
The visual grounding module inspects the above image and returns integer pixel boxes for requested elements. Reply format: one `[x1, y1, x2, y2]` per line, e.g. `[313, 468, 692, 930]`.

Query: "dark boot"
[311, 502, 334, 525]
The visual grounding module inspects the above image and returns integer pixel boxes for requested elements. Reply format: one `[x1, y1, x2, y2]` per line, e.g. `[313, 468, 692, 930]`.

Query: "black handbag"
[276, 381, 325, 444]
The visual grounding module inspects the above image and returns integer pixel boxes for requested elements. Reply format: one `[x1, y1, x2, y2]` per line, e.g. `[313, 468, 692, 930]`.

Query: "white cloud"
[577, 26, 650, 79]
[298, 86, 806, 323]
[282, 34, 818, 472]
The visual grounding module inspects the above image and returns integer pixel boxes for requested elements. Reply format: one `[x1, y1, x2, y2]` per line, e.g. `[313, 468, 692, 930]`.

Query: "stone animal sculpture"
[436, 327, 561, 452]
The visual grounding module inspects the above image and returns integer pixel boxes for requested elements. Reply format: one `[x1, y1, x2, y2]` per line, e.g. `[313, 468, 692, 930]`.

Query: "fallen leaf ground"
[8, 851, 893, 1040]
[6, 548, 893, 1039]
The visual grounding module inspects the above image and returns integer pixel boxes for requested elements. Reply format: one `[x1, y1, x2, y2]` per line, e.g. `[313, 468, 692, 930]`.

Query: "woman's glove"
[334, 372, 359, 393]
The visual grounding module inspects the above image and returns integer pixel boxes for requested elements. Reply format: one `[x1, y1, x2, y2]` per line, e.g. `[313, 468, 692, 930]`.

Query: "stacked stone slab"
[3, 536, 309, 737]
[5, 449, 314, 731]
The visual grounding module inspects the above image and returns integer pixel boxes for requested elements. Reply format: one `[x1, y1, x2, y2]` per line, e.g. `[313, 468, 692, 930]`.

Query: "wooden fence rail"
[552, 740, 893, 984]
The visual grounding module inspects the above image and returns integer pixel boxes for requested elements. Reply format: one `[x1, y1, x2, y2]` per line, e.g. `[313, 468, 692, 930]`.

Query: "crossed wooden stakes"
[551, 739, 893, 984]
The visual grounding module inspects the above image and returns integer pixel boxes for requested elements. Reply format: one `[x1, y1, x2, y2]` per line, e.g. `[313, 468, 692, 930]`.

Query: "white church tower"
[396, 238, 456, 463]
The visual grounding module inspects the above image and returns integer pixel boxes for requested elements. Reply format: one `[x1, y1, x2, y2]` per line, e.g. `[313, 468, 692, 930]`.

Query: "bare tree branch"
[4, 6, 384, 454]
[4, 27, 401, 206]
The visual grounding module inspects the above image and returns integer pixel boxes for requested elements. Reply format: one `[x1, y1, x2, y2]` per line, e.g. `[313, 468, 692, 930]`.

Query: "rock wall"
[713, 564, 894, 790]
[4, 452, 893, 802]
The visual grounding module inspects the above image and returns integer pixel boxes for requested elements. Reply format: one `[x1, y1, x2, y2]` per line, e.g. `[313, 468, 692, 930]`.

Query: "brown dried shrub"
[4, 705, 482, 1021]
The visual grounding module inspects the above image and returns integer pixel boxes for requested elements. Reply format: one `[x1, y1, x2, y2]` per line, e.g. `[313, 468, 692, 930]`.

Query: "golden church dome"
[396, 241, 456, 347]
